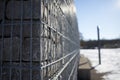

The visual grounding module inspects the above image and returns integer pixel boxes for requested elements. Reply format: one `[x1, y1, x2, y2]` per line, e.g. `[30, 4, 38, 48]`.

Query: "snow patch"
[80, 48, 120, 80]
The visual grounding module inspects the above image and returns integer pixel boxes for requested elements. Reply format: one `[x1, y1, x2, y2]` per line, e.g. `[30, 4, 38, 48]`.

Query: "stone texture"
[0, 38, 41, 61]
[22, 38, 40, 61]
[6, 0, 40, 20]
[0, 1, 3, 21]
[2, 62, 40, 80]
[0, 23, 40, 37]
[0, 37, 20, 61]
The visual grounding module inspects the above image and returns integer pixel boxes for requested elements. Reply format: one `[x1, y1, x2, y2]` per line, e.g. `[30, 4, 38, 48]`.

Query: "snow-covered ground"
[80, 48, 120, 80]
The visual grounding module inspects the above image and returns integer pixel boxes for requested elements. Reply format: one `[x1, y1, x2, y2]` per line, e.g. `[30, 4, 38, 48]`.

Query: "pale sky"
[75, 0, 120, 40]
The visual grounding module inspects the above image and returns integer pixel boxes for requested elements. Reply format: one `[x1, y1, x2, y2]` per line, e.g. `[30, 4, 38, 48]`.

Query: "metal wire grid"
[0, 0, 80, 80]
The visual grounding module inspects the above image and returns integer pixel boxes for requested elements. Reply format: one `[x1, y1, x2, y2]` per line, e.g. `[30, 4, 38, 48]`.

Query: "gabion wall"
[0, 0, 80, 80]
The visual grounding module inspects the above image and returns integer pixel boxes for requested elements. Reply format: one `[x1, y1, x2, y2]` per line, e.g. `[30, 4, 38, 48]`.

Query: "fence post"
[97, 26, 101, 65]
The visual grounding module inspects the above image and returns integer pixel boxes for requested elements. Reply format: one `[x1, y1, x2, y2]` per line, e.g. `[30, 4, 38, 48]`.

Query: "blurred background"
[75, 0, 120, 49]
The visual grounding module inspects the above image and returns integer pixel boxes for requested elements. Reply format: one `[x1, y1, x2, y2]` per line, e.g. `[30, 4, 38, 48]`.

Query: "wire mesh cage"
[0, 0, 80, 80]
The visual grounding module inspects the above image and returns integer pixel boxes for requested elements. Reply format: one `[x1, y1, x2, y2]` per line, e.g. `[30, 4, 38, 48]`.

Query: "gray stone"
[0, 37, 20, 61]
[2, 62, 40, 80]
[6, 0, 40, 20]
[0, 1, 3, 21]
[0, 23, 40, 37]
[0, 38, 42, 61]
[22, 38, 40, 61]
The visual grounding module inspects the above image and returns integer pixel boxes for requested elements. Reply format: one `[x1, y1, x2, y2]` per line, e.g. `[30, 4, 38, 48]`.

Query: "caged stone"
[0, 37, 41, 61]
[0, 1, 4, 21]
[6, 0, 41, 20]
[0, 37, 20, 61]
[22, 38, 40, 61]
[2, 62, 40, 80]
[0, 23, 40, 38]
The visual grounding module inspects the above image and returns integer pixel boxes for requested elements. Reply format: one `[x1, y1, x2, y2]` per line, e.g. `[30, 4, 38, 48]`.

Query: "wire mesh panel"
[0, 0, 80, 80]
